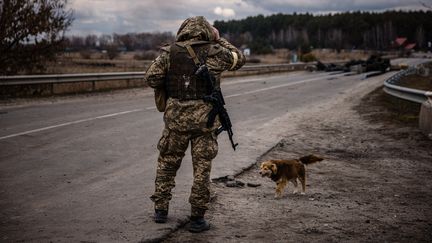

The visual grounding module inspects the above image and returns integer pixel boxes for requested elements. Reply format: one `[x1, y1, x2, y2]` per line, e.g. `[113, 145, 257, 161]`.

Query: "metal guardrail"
[383, 67, 432, 104]
[0, 64, 305, 85]
[0, 72, 146, 85]
[239, 63, 308, 71]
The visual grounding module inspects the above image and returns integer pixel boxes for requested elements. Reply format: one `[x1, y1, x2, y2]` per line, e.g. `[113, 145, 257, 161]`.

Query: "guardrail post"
[419, 91, 432, 140]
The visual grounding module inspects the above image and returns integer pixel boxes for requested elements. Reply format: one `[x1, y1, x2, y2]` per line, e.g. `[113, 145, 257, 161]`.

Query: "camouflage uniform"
[145, 16, 245, 217]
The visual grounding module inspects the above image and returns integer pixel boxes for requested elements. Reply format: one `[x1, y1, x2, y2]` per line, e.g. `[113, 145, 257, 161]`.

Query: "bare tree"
[106, 45, 120, 60]
[98, 34, 113, 48]
[0, 0, 73, 74]
[85, 34, 98, 49]
[416, 26, 425, 49]
[68, 35, 85, 49]
[421, 1, 432, 9]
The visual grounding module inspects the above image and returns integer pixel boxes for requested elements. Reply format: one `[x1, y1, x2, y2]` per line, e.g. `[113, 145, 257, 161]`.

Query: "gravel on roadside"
[163, 84, 432, 243]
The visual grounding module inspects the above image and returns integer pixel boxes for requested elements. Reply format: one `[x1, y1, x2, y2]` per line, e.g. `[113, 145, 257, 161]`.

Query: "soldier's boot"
[189, 216, 210, 233]
[154, 209, 168, 223]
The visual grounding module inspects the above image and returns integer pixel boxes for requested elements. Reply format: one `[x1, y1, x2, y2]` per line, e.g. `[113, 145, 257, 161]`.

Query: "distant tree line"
[214, 11, 432, 54]
[64, 32, 174, 52]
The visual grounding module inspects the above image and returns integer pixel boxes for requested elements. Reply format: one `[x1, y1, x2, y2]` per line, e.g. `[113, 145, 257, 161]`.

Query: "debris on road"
[246, 182, 261, 187]
[225, 180, 245, 188]
[307, 55, 391, 74]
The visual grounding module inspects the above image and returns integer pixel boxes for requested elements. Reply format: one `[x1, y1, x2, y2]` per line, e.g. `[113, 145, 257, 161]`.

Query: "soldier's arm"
[206, 39, 246, 75]
[144, 47, 170, 89]
[216, 38, 246, 71]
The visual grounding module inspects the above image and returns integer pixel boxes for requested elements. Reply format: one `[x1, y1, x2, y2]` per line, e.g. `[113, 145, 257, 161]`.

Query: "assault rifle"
[195, 64, 238, 151]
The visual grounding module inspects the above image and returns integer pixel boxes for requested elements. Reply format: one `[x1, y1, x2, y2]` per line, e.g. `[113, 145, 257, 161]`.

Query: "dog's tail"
[299, 154, 324, 165]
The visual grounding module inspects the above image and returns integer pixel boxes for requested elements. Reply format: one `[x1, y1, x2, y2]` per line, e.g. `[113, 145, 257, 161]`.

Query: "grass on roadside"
[355, 87, 421, 126]
[398, 74, 432, 91]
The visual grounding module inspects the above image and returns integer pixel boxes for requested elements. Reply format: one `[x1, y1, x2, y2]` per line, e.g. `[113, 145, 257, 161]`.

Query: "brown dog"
[259, 155, 323, 198]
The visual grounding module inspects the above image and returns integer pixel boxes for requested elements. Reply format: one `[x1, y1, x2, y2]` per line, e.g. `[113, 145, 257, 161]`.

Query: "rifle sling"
[185, 44, 201, 66]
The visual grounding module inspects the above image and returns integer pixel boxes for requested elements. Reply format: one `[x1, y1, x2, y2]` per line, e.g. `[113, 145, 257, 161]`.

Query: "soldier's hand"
[212, 26, 220, 41]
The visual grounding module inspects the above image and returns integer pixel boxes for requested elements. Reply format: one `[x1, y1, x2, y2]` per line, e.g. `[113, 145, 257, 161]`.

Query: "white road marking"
[0, 109, 143, 140]
[223, 72, 308, 86]
[225, 74, 342, 98]
[0, 72, 346, 140]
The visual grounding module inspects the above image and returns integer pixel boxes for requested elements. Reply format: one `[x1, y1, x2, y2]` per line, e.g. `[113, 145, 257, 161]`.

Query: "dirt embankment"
[164, 88, 432, 242]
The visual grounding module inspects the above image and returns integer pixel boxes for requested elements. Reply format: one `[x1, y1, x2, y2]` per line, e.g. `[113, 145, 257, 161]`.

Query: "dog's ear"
[271, 163, 277, 174]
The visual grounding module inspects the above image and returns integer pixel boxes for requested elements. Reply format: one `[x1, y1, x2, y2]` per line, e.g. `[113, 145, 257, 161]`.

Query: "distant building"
[395, 37, 407, 47]
[291, 53, 298, 63]
[243, 48, 251, 56]
[394, 37, 416, 50]
[394, 37, 416, 56]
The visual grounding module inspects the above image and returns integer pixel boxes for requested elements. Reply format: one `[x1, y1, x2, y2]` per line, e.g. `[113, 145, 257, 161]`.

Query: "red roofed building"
[405, 43, 416, 50]
[393, 37, 416, 56]
[395, 37, 407, 47]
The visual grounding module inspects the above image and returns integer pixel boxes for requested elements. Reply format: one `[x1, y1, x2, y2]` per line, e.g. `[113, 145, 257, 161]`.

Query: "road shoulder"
[163, 75, 432, 242]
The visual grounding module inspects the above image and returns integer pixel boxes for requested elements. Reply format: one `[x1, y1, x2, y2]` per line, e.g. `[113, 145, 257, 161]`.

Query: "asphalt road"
[0, 68, 403, 242]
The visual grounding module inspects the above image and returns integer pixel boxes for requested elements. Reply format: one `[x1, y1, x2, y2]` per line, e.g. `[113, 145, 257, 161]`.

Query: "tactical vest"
[166, 42, 211, 100]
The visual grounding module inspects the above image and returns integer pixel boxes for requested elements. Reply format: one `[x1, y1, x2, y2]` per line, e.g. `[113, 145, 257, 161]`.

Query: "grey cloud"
[242, 0, 425, 13]
[68, 0, 428, 35]
[70, 0, 266, 35]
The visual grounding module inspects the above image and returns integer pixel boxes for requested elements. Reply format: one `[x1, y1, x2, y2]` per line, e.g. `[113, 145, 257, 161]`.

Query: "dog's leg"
[291, 179, 299, 194]
[299, 166, 306, 195]
[275, 179, 287, 198]
[299, 176, 306, 195]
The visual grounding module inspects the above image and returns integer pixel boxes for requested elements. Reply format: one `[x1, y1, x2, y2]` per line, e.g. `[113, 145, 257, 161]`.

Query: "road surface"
[0, 67, 402, 242]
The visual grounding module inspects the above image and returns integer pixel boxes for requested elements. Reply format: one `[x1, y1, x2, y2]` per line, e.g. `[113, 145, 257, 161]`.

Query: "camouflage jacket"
[144, 16, 246, 132]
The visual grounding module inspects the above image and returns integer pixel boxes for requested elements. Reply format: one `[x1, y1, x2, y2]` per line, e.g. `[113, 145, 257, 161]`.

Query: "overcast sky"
[68, 0, 431, 36]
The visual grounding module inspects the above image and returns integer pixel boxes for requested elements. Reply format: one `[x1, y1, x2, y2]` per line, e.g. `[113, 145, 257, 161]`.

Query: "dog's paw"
[300, 192, 306, 195]
[292, 190, 298, 194]
[274, 194, 282, 199]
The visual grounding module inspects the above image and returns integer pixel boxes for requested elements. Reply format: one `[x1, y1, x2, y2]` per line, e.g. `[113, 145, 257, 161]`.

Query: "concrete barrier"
[419, 92, 432, 140]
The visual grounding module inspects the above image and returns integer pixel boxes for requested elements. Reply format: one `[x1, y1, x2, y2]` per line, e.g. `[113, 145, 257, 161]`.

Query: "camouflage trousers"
[150, 127, 218, 217]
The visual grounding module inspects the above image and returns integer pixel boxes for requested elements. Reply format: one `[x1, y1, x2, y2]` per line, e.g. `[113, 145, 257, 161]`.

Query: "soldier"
[144, 16, 245, 233]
